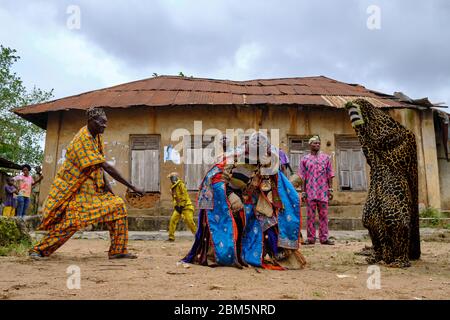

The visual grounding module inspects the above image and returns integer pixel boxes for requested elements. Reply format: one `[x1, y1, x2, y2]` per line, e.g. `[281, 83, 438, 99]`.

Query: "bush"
[419, 207, 442, 218]
[0, 217, 32, 255]
[419, 207, 445, 228]
[0, 239, 32, 256]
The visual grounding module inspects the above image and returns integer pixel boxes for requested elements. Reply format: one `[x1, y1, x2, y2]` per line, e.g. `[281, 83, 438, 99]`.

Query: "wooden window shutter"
[339, 149, 351, 189]
[131, 136, 159, 150]
[185, 135, 214, 190]
[351, 150, 366, 191]
[131, 150, 146, 190]
[202, 136, 215, 186]
[185, 147, 200, 190]
[288, 137, 312, 174]
[145, 149, 160, 192]
[289, 152, 303, 175]
[336, 135, 367, 191]
[130, 135, 160, 192]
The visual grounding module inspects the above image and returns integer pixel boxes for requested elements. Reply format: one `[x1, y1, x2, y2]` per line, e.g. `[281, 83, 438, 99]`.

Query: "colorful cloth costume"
[168, 179, 197, 240]
[299, 152, 334, 243]
[183, 157, 302, 269]
[31, 126, 129, 257]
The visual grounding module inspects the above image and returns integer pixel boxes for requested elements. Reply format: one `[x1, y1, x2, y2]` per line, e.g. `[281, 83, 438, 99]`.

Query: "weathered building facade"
[14, 76, 449, 217]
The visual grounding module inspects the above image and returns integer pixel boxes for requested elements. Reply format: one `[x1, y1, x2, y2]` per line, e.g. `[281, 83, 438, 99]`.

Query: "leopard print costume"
[345, 99, 420, 268]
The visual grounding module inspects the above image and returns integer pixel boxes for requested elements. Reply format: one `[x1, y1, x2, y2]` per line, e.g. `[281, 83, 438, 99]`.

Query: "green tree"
[0, 46, 53, 167]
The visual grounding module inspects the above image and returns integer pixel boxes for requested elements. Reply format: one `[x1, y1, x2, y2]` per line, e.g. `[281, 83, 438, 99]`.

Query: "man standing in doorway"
[299, 135, 335, 245]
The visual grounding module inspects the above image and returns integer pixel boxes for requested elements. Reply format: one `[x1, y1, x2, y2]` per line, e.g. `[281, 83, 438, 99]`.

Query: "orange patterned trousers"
[31, 217, 129, 257]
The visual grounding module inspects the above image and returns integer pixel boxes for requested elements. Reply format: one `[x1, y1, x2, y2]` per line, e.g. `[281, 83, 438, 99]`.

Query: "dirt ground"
[0, 236, 449, 300]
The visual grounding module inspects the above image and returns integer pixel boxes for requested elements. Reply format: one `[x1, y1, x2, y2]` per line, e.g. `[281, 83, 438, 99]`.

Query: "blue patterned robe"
[183, 165, 301, 268]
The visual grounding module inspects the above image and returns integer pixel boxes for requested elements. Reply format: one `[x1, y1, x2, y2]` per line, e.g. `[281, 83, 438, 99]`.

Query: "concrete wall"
[39, 105, 442, 213]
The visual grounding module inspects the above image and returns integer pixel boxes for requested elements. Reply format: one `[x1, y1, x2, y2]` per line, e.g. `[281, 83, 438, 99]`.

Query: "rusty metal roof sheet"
[13, 75, 415, 128]
[0, 157, 21, 170]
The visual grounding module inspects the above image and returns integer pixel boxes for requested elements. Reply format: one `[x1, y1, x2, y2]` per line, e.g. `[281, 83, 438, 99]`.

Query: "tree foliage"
[0, 46, 53, 167]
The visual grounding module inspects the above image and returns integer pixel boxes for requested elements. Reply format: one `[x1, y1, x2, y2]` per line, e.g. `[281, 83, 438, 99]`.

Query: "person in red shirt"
[299, 136, 335, 245]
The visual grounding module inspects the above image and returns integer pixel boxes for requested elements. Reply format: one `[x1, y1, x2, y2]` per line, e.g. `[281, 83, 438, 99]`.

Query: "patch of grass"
[0, 218, 31, 246]
[420, 207, 444, 228]
[0, 238, 32, 256]
[334, 251, 358, 266]
[429, 218, 441, 227]
[0, 217, 32, 256]
[420, 207, 442, 218]
[312, 291, 324, 298]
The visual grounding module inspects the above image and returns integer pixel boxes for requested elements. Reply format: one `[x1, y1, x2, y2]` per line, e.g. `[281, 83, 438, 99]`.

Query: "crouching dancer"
[29, 107, 144, 260]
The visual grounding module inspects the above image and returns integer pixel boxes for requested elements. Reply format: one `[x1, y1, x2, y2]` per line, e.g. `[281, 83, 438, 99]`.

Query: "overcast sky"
[1, 0, 449, 110]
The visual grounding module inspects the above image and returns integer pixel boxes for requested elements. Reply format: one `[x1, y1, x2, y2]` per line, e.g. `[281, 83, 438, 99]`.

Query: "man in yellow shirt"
[167, 172, 197, 241]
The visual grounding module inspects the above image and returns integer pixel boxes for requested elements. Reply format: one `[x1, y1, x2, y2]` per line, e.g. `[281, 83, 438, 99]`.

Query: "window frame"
[335, 134, 367, 192]
[129, 134, 161, 193]
[287, 135, 315, 175]
[184, 135, 215, 191]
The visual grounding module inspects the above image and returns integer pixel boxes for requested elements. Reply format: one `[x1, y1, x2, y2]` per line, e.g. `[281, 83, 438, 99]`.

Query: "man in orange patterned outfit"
[29, 107, 144, 259]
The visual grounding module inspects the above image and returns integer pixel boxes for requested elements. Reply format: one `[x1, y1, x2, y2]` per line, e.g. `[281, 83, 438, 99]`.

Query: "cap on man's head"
[309, 135, 321, 145]
[167, 172, 179, 179]
[86, 107, 106, 120]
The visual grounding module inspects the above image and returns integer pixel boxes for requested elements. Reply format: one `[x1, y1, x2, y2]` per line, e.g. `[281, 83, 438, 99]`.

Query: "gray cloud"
[1, 0, 449, 107]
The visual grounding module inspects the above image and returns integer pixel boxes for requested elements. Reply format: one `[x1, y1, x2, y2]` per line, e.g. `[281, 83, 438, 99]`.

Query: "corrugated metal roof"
[13, 75, 414, 128]
[0, 157, 21, 170]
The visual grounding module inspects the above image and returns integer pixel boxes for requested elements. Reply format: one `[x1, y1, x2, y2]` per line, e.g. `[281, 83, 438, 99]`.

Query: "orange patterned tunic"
[39, 126, 126, 231]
